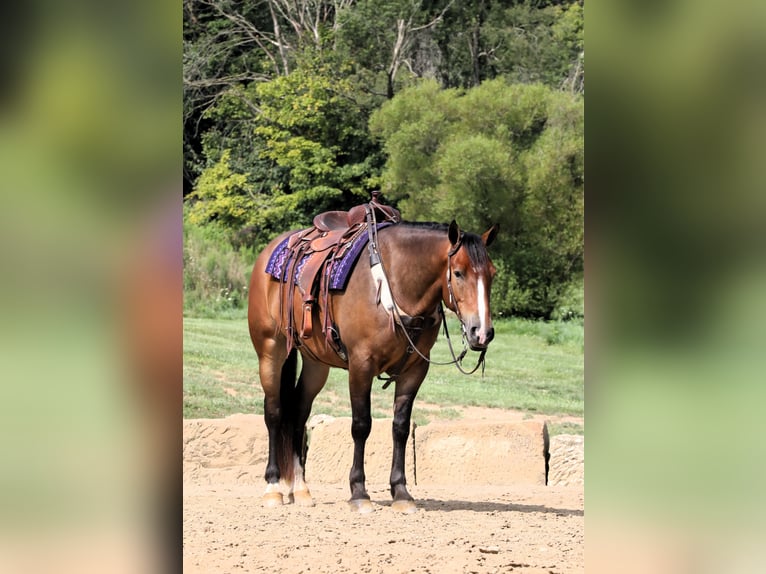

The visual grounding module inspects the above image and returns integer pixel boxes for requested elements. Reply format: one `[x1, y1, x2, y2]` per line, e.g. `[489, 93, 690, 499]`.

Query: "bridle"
[441, 233, 488, 375]
[366, 205, 488, 382]
[445, 234, 467, 329]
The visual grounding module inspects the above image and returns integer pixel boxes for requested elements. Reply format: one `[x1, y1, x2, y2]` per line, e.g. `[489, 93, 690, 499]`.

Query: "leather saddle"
[278, 198, 400, 358]
[313, 204, 367, 232]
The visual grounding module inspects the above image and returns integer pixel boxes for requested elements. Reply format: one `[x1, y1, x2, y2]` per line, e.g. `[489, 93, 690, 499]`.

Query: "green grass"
[183, 315, 263, 418]
[183, 311, 583, 429]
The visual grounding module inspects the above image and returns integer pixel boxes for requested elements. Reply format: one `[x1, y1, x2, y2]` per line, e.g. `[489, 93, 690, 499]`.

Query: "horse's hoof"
[293, 490, 315, 507]
[391, 499, 418, 514]
[262, 492, 284, 508]
[348, 498, 374, 514]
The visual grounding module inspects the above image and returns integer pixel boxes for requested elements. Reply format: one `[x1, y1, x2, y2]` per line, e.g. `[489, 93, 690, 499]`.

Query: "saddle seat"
[279, 198, 401, 358]
[312, 204, 367, 232]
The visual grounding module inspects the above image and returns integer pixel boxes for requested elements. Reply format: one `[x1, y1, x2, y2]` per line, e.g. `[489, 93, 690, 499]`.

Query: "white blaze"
[477, 276, 488, 339]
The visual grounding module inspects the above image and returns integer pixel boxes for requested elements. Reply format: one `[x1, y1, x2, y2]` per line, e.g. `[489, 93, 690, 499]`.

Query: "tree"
[183, 0, 585, 315]
[183, 0, 276, 191]
[183, 0, 360, 192]
[335, 0, 454, 98]
[482, 0, 584, 92]
[186, 52, 384, 250]
[370, 78, 583, 318]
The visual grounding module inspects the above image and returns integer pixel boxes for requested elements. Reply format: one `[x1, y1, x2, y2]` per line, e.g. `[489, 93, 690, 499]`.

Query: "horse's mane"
[399, 221, 490, 267]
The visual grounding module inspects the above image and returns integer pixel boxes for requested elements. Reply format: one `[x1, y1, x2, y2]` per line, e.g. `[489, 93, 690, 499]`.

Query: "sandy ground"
[183, 482, 583, 574]
[183, 408, 584, 574]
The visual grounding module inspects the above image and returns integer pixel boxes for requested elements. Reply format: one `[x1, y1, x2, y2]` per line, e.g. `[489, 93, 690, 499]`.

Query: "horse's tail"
[276, 347, 298, 481]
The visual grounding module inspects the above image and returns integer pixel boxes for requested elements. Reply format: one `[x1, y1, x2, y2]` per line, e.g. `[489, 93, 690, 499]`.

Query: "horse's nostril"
[486, 328, 495, 343]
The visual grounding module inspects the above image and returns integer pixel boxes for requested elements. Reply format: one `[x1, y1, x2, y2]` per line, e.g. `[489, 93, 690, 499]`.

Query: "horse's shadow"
[379, 498, 583, 517]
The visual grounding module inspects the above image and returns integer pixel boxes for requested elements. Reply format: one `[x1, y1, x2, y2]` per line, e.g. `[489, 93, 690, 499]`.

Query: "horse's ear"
[482, 224, 499, 247]
[448, 220, 461, 246]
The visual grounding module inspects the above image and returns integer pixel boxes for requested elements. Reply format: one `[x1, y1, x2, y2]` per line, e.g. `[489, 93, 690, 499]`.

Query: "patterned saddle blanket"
[265, 221, 392, 291]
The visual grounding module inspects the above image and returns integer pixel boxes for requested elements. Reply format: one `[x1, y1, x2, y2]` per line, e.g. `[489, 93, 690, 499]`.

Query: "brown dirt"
[183, 408, 584, 574]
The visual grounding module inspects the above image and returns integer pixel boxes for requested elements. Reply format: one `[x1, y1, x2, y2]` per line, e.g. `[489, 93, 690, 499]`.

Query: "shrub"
[183, 219, 253, 316]
[551, 274, 584, 321]
[371, 79, 583, 319]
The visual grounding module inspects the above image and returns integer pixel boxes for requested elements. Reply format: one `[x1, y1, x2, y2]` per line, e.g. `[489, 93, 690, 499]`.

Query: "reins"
[364, 199, 487, 383]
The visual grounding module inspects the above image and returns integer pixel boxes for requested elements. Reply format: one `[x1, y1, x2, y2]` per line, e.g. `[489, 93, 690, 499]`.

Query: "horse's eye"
[454, 270, 463, 279]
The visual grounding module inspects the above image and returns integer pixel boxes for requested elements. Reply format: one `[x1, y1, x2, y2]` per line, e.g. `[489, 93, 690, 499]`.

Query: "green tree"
[183, 0, 585, 316]
[482, 0, 584, 91]
[370, 78, 583, 318]
[335, 0, 455, 98]
[186, 52, 384, 250]
[186, 149, 254, 229]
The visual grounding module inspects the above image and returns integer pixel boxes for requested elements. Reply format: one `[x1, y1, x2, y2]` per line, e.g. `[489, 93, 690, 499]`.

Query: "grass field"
[183, 310, 583, 433]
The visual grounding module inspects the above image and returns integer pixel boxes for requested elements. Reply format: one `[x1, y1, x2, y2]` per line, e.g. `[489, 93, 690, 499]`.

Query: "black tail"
[280, 348, 299, 404]
[276, 348, 299, 481]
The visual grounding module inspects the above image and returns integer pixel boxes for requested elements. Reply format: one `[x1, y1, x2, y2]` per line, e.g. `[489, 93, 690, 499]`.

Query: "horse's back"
[247, 223, 424, 370]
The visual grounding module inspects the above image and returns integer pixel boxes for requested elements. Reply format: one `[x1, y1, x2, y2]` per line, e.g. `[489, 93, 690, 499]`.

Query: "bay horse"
[247, 206, 498, 513]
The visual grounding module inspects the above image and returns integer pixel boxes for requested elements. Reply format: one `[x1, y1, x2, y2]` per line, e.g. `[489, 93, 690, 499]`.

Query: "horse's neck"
[380, 229, 447, 317]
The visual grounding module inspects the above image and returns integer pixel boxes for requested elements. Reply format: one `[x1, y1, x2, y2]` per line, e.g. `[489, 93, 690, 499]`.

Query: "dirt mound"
[548, 434, 585, 487]
[183, 414, 268, 485]
[415, 420, 547, 485]
[184, 414, 557, 487]
[306, 416, 415, 485]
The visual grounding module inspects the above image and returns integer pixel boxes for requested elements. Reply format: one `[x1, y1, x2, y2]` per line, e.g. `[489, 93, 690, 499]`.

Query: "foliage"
[184, 0, 585, 190]
[371, 78, 583, 318]
[183, 0, 585, 319]
[252, 55, 379, 201]
[183, 217, 253, 316]
[551, 274, 584, 321]
[186, 53, 384, 249]
[334, 0, 453, 98]
[186, 150, 253, 229]
[429, 0, 584, 90]
[482, 0, 584, 90]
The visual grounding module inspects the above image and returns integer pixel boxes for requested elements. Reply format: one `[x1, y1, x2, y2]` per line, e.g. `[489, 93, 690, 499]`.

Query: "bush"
[494, 316, 583, 349]
[371, 79, 583, 319]
[183, 220, 254, 316]
[551, 274, 584, 321]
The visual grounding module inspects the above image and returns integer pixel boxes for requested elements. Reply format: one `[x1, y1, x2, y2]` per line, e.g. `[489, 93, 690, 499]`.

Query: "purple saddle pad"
[265, 222, 392, 291]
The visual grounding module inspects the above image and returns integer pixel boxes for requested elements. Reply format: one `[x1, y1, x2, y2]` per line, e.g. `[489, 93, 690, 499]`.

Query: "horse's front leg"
[347, 366, 374, 513]
[390, 359, 428, 514]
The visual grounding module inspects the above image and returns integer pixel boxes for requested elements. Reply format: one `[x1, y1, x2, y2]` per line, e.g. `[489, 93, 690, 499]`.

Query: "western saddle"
[278, 193, 401, 359]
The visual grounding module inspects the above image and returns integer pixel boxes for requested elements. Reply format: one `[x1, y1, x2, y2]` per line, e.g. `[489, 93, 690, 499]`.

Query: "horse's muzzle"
[467, 325, 494, 351]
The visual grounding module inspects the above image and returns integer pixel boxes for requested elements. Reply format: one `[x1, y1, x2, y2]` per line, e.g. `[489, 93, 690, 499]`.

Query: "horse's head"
[443, 220, 499, 351]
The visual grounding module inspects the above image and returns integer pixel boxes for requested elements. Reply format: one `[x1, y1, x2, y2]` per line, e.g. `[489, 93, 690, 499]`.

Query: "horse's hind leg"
[288, 356, 329, 507]
[259, 342, 294, 507]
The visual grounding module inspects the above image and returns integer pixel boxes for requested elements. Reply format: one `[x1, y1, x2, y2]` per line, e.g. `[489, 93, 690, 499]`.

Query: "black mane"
[400, 221, 489, 267]
[400, 221, 449, 232]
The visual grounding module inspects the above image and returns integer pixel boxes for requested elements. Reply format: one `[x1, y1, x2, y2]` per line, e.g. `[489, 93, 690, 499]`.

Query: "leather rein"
[365, 203, 487, 383]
